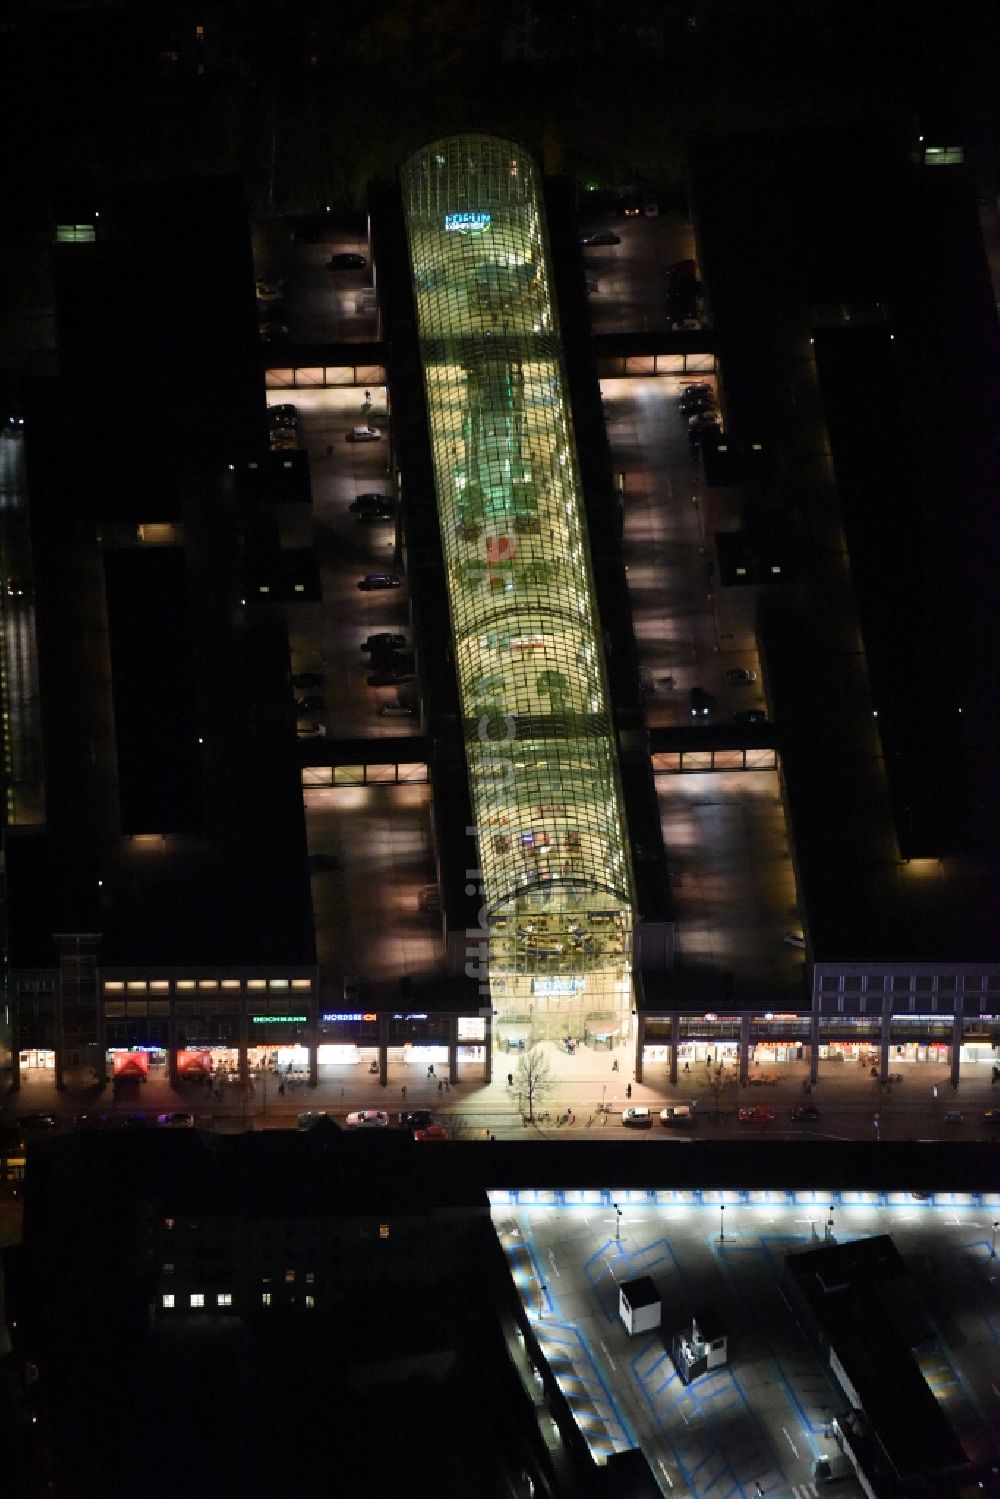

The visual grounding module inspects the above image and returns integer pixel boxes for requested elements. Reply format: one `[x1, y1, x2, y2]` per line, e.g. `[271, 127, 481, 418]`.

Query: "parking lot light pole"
[719, 1203, 725, 1242]
[538, 1282, 547, 1320]
[992, 1221, 998, 1259]
[614, 1203, 622, 1242]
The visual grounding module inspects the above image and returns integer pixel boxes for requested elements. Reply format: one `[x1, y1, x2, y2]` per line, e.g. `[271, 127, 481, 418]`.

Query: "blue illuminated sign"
[531, 977, 585, 998]
[444, 211, 491, 234]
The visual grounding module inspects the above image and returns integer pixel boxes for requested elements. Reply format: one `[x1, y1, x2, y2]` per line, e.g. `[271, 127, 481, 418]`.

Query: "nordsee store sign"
[444, 211, 491, 234]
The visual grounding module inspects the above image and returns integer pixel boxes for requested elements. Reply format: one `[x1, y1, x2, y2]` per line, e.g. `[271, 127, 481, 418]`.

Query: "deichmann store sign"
[251, 1015, 308, 1025]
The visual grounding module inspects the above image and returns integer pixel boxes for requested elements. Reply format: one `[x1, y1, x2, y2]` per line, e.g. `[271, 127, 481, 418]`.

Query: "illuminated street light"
[992, 1222, 998, 1260]
[719, 1203, 725, 1242]
[613, 1203, 623, 1242]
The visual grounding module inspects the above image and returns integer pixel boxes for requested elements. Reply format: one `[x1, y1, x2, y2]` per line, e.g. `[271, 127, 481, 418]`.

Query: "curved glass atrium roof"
[401, 135, 633, 1028]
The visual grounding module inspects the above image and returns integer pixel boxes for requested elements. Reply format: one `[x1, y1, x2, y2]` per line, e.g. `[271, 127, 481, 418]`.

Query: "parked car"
[398, 1110, 433, 1130]
[725, 668, 757, 684]
[350, 492, 394, 513]
[118, 1114, 155, 1129]
[733, 709, 768, 725]
[17, 1113, 59, 1130]
[678, 391, 717, 416]
[414, 1125, 448, 1141]
[295, 695, 325, 714]
[363, 632, 406, 652]
[738, 1106, 775, 1125]
[982, 1110, 1000, 1126]
[688, 410, 720, 432]
[677, 382, 713, 404]
[783, 932, 806, 949]
[256, 278, 286, 302]
[620, 199, 642, 217]
[345, 1110, 389, 1129]
[157, 1111, 195, 1128]
[327, 251, 367, 270]
[379, 701, 416, 717]
[296, 721, 326, 738]
[358, 572, 402, 590]
[672, 319, 702, 332]
[690, 686, 711, 717]
[367, 669, 414, 687]
[944, 1110, 963, 1124]
[347, 425, 382, 442]
[258, 321, 290, 341]
[292, 672, 324, 689]
[622, 1106, 652, 1128]
[660, 1106, 695, 1126]
[580, 230, 621, 247]
[357, 508, 394, 525]
[297, 1111, 328, 1131]
[267, 403, 299, 427]
[642, 198, 659, 217]
[790, 1105, 820, 1123]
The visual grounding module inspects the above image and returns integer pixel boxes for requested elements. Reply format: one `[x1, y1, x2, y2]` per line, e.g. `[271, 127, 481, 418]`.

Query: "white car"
[345, 1110, 389, 1129]
[660, 1106, 695, 1126]
[347, 424, 382, 443]
[297, 722, 327, 738]
[783, 932, 806, 949]
[621, 1106, 651, 1128]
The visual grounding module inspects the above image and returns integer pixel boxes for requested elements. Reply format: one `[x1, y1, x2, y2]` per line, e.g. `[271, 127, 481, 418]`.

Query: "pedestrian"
[438, 1080, 443, 1093]
[612, 1059, 619, 1073]
[684, 1061, 690, 1073]
[444, 1079, 450, 1093]
[278, 1082, 285, 1097]
[507, 1072, 514, 1087]
[626, 1083, 632, 1100]
[401, 1084, 407, 1100]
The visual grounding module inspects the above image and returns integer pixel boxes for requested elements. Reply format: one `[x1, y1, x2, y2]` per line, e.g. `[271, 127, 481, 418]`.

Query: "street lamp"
[719, 1203, 725, 1242]
[538, 1281, 547, 1319]
[992, 1221, 998, 1260]
[613, 1203, 623, 1242]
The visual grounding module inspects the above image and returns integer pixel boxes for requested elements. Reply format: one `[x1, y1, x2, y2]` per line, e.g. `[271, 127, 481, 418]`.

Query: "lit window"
[190, 1293, 204, 1309]
[217, 1292, 232, 1307]
[379, 1224, 390, 1240]
[163, 1263, 175, 1275]
[164, 1218, 175, 1230]
[305, 1295, 315, 1309]
[248, 980, 266, 991]
[176, 980, 195, 992]
[269, 979, 288, 990]
[221, 979, 241, 991]
[305, 1272, 315, 1285]
[285, 1269, 295, 1283]
[195, 24, 205, 38]
[104, 981, 124, 992]
[162, 1294, 175, 1309]
[262, 1292, 272, 1307]
[291, 979, 312, 991]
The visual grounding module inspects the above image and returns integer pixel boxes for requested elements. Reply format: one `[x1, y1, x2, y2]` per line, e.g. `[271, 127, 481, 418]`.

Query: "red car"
[413, 1125, 448, 1142]
[737, 1105, 775, 1126]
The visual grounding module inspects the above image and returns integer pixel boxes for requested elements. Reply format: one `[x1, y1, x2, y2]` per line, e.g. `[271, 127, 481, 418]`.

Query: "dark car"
[358, 573, 402, 590]
[677, 382, 713, 404]
[259, 321, 290, 342]
[327, 251, 367, 270]
[74, 1113, 112, 1130]
[350, 492, 394, 513]
[367, 669, 414, 687]
[292, 672, 324, 689]
[667, 259, 699, 283]
[690, 687, 711, 717]
[620, 200, 642, 217]
[357, 508, 394, 525]
[295, 695, 326, 714]
[363, 632, 406, 652]
[678, 391, 717, 416]
[118, 1114, 155, 1129]
[725, 667, 757, 685]
[268, 404, 299, 427]
[733, 709, 768, 725]
[17, 1113, 60, 1130]
[398, 1109, 433, 1130]
[790, 1104, 820, 1123]
[580, 230, 621, 247]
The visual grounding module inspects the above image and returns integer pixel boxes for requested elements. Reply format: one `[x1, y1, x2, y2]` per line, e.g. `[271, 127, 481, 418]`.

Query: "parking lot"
[493, 1192, 1000, 1496]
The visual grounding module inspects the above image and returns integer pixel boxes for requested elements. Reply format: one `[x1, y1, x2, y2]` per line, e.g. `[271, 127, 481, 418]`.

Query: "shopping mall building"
[2, 132, 999, 1097]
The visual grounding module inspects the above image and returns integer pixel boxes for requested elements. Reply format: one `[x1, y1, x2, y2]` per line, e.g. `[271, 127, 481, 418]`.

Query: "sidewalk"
[4, 1044, 996, 1135]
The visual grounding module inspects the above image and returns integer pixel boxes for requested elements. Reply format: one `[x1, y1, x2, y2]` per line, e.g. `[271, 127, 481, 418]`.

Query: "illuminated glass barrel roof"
[400, 135, 633, 1002]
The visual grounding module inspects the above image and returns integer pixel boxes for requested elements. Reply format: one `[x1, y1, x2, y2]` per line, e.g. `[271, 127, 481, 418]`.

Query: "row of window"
[162, 1292, 316, 1310]
[105, 978, 313, 994]
[818, 973, 1000, 993]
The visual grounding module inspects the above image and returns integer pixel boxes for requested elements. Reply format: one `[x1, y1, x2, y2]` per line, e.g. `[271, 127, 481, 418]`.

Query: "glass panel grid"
[401, 135, 634, 1040]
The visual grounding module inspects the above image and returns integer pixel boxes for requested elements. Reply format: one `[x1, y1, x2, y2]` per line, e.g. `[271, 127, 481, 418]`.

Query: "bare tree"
[706, 1065, 735, 1121]
[514, 1044, 555, 1123]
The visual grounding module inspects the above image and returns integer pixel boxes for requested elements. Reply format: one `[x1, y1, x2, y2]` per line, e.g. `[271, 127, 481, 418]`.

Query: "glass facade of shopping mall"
[400, 134, 634, 1049]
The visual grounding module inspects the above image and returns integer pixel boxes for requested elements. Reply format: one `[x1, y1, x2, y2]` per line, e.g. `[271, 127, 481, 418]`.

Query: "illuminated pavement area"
[490, 1191, 1000, 1497]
